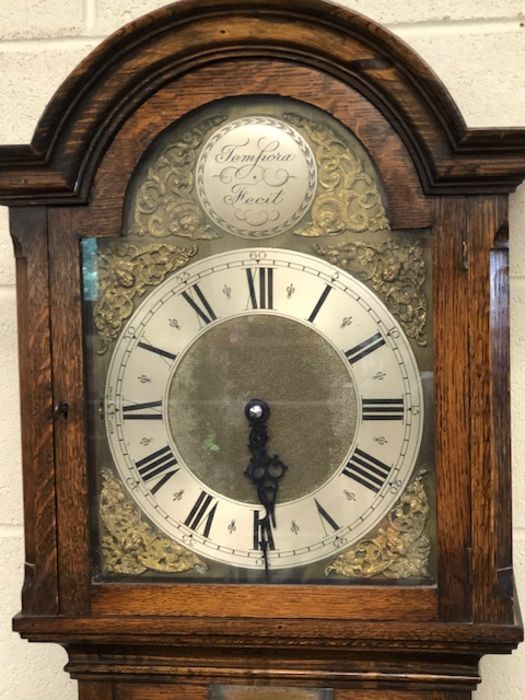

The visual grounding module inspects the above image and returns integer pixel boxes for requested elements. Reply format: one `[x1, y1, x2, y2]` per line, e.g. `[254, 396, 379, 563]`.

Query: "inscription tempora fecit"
[197, 117, 317, 239]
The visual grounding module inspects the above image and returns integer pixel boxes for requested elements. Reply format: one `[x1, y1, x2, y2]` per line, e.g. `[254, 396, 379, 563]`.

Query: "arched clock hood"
[1, 0, 525, 206]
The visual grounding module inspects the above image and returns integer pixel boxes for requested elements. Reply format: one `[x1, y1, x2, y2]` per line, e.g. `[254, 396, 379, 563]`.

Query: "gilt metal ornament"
[315, 239, 428, 346]
[93, 242, 197, 354]
[130, 116, 227, 240]
[99, 470, 207, 575]
[285, 113, 390, 236]
[325, 470, 431, 579]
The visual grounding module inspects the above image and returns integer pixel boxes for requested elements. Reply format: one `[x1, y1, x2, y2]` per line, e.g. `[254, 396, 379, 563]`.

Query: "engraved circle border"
[196, 116, 318, 239]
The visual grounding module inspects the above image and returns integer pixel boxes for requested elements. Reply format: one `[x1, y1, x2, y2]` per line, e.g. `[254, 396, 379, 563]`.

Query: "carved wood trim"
[13, 614, 523, 654]
[0, 0, 525, 204]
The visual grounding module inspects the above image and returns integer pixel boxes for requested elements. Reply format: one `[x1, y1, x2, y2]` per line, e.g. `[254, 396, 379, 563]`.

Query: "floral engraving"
[93, 243, 197, 354]
[285, 113, 390, 236]
[314, 239, 427, 346]
[326, 470, 431, 579]
[130, 116, 228, 240]
[99, 471, 207, 575]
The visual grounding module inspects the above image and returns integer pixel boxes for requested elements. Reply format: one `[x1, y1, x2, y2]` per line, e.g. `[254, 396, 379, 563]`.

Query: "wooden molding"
[1, 0, 525, 205]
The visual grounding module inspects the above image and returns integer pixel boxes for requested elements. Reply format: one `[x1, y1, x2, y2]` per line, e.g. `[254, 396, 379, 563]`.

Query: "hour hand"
[244, 398, 287, 540]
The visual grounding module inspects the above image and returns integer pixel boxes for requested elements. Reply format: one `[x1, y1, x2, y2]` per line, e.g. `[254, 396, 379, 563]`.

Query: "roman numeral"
[253, 510, 275, 551]
[181, 284, 217, 324]
[307, 284, 332, 323]
[345, 332, 386, 364]
[314, 499, 340, 533]
[342, 447, 392, 493]
[362, 398, 404, 421]
[135, 445, 179, 495]
[184, 490, 218, 538]
[246, 267, 274, 309]
[123, 400, 163, 420]
[137, 341, 177, 361]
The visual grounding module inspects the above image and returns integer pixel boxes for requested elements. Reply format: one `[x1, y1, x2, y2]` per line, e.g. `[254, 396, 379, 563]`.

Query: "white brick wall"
[0, 2, 524, 698]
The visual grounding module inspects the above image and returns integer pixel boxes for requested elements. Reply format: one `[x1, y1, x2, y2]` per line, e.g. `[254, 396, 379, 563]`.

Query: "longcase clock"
[0, 2, 524, 698]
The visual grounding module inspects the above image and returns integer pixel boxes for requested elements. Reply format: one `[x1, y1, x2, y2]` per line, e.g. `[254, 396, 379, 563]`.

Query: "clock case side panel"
[467, 195, 515, 624]
[433, 193, 517, 626]
[48, 207, 93, 616]
[9, 207, 59, 616]
[432, 198, 471, 622]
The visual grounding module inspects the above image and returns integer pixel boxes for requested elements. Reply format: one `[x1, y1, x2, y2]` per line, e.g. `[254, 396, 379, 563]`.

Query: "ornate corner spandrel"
[325, 470, 431, 579]
[285, 113, 390, 236]
[99, 470, 207, 576]
[130, 116, 228, 240]
[93, 242, 198, 354]
[314, 239, 428, 347]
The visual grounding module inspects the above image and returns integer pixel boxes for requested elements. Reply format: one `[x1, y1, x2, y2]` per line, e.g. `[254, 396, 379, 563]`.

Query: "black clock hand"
[244, 399, 287, 572]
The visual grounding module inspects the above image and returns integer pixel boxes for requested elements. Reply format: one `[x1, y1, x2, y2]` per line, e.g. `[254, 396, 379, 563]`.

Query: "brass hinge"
[466, 547, 474, 586]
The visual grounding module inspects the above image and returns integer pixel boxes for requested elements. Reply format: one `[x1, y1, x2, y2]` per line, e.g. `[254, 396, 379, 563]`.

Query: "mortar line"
[84, 0, 97, 34]
[0, 36, 104, 52]
[389, 16, 524, 35]
[0, 524, 24, 537]
[0, 15, 523, 51]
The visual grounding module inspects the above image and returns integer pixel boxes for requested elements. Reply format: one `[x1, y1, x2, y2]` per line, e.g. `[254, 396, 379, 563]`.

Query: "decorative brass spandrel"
[286, 113, 390, 236]
[126, 101, 389, 245]
[99, 470, 207, 575]
[314, 239, 428, 346]
[131, 116, 228, 240]
[325, 470, 430, 579]
[93, 242, 198, 354]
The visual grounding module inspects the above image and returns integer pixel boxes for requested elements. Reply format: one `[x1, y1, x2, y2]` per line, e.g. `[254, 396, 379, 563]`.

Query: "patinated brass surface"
[85, 96, 435, 583]
[131, 116, 227, 240]
[287, 113, 390, 236]
[325, 470, 430, 579]
[99, 470, 207, 575]
[315, 239, 428, 346]
[125, 98, 389, 246]
[167, 314, 358, 503]
[93, 242, 197, 354]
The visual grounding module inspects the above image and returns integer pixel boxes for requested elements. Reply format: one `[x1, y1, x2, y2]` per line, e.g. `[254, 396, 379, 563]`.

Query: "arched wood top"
[1, 0, 525, 205]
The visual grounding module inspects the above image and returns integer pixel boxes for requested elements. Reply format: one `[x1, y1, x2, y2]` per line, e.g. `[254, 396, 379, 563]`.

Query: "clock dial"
[105, 249, 423, 570]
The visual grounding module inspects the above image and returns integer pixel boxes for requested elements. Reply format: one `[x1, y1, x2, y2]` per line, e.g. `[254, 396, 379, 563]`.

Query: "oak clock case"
[2, 1, 524, 698]
[83, 97, 436, 584]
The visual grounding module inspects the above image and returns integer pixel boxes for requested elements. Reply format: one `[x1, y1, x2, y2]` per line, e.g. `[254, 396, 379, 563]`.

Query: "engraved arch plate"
[197, 116, 317, 238]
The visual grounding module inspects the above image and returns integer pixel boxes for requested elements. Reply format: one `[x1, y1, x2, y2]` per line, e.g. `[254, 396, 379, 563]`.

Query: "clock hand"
[244, 399, 288, 573]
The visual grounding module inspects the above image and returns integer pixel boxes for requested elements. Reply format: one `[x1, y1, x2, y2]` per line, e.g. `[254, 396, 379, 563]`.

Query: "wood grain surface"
[0, 0, 525, 205]
[10, 207, 59, 614]
[48, 208, 92, 615]
[2, 1, 524, 698]
[432, 199, 471, 621]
